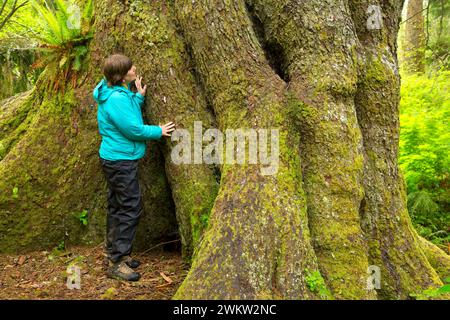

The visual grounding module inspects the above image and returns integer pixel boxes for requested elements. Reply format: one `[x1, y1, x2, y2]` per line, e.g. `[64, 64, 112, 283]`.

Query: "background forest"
[397, 0, 449, 250]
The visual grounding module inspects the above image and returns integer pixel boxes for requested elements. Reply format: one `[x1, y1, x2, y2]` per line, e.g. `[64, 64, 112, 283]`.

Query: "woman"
[93, 54, 175, 281]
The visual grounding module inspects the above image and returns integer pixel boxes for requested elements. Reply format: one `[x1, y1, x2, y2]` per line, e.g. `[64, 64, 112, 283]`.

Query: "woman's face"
[123, 65, 137, 83]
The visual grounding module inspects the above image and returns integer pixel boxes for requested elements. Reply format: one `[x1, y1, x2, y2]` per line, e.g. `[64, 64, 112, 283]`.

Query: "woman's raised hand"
[135, 76, 147, 96]
[160, 122, 176, 137]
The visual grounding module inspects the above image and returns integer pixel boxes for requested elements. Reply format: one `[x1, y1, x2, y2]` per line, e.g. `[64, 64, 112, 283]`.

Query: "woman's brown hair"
[102, 54, 133, 86]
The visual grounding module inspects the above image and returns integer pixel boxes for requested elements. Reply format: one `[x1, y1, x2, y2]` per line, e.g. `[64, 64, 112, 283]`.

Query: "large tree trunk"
[350, 0, 442, 300]
[1, 0, 448, 299]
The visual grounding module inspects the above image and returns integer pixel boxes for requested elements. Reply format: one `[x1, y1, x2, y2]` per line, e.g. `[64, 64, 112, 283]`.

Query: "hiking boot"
[106, 261, 141, 282]
[122, 255, 141, 269]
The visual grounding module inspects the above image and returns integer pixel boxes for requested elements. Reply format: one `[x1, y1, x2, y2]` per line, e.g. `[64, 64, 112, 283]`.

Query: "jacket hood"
[93, 78, 130, 104]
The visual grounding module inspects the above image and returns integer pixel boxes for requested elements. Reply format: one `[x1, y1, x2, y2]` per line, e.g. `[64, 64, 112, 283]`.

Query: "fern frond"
[407, 190, 440, 217]
[82, 0, 94, 22]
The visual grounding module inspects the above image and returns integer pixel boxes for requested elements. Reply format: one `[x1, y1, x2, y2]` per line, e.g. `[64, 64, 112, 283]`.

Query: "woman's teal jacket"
[93, 78, 162, 161]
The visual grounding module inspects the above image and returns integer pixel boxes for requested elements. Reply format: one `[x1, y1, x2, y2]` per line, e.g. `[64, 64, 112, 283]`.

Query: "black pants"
[100, 157, 143, 263]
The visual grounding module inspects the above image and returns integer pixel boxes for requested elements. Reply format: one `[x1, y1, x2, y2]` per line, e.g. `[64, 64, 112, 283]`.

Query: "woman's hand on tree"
[159, 122, 176, 137]
[135, 76, 147, 96]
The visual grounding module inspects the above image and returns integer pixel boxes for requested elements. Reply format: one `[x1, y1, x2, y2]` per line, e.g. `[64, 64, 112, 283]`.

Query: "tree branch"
[0, 0, 29, 32]
[0, 0, 8, 18]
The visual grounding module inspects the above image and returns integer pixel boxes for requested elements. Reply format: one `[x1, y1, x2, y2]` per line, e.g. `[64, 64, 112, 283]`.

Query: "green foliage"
[31, 0, 93, 46]
[399, 71, 450, 249]
[304, 269, 334, 299]
[410, 277, 450, 300]
[199, 213, 209, 228]
[407, 190, 449, 246]
[73, 209, 88, 226]
[48, 240, 66, 261]
[101, 287, 118, 300]
[56, 240, 66, 251]
[12, 186, 19, 199]
[30, 0, 94, 91]
[0, 0, 33, 34]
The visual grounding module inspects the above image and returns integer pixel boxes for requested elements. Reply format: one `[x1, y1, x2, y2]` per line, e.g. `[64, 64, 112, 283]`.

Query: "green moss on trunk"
[172, 0, 322, 299]
[247, 0, 373, 299]
[350, 0, 443, 299]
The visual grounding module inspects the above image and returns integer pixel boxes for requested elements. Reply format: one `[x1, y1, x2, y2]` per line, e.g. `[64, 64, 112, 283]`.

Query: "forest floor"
[0, 244, 188, 299]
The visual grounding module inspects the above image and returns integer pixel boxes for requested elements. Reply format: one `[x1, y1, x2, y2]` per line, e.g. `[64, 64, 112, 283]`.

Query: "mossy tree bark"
[245, 0, 372, 299]
[350, 0, 442, 299]
[0, 0, 448, 299]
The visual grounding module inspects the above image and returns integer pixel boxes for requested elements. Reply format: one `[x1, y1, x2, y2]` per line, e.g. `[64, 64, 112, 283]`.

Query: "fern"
[407, 191, 440, 218]
[30, 0, 94, 91]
